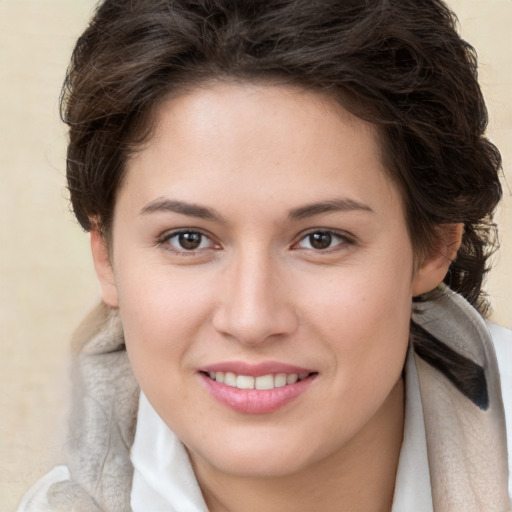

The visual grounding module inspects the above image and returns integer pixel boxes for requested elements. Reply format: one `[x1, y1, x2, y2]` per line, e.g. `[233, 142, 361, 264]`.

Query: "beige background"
[0, 1, 510, 510]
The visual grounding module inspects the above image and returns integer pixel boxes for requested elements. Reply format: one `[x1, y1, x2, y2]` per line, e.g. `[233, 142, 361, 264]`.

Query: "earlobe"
[412, 223, 464, 296]
[90, 229, 119, 308]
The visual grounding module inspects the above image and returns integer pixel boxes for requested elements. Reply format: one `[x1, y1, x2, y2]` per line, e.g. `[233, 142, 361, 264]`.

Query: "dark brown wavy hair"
[61, 0, 502, 313]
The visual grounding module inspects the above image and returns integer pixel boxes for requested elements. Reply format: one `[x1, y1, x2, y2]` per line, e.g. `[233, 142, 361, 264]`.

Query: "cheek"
[113, 261, 217, 387]
[305, 243, 413, 337]
[305, 249, 413, 398]
[320, 288, 410, 383]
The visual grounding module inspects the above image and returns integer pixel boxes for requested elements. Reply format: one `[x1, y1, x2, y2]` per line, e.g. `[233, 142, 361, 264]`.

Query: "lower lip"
[199, 373, 316, 414]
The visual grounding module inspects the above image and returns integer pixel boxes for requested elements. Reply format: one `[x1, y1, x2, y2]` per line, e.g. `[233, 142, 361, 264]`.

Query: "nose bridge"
[213, 243, 296, 344]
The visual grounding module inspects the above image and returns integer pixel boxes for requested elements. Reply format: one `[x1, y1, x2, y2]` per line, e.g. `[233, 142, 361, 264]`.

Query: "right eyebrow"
[140, 198, 225, 222]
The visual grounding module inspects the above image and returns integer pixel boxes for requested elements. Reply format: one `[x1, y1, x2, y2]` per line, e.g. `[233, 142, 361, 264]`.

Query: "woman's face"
[93, 83, 446, 478]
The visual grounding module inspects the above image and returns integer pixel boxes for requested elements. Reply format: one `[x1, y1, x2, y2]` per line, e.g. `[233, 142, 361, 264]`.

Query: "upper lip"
[200, 361, 315, 377]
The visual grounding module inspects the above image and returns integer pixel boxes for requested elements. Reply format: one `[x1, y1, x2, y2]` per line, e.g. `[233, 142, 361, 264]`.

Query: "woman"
[19, 0, 511, 511]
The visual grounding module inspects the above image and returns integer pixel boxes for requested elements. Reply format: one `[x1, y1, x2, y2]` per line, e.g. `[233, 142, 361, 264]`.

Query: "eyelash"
[157, 228, 354, 256]
[157, 229, 219, 255]
[291, 229, 354, 253]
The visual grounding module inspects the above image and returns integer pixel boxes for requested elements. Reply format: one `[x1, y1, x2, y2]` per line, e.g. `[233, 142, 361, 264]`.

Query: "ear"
[412, 223, 464, 296]
[90, 229, 119, 308]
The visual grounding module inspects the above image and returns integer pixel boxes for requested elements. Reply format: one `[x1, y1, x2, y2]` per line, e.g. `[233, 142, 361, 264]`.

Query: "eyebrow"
[140, 198, 225, 222]
[140, 196, 373, 222]
[288, 198, 374, 220]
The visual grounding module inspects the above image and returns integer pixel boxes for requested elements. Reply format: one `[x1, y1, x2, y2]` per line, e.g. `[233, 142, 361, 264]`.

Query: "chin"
[211, 455, 307, 479]
[188, 431, 326, 479]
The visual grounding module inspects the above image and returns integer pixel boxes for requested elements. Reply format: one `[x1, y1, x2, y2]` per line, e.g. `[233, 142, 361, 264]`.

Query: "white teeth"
[208, 371, 308, 390]
[224, 372, 237, 387]
[274, 373, 287, 388]
[286, 374, 298, 385]
[255, 374, 274, 390]
[236, 375, 255, 389]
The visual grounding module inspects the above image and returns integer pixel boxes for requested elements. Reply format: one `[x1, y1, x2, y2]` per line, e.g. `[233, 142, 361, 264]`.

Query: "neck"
[191, 378, 404, 512]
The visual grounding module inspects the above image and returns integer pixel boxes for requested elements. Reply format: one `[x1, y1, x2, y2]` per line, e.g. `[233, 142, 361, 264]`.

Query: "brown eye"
[295, 230, 349, 252]
[178, 232, 203, 250]
[163, 230, 215, 252]
[309, 232, 332, 250]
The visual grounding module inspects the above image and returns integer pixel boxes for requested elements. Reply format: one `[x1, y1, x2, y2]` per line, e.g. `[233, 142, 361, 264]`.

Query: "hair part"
[61, 0, 502, 313]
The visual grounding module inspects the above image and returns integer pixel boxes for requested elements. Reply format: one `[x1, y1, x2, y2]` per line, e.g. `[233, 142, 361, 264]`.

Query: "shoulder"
[488, 321, 512, 359]
[487, 321, 512, 405]
[486, 321, 512, 501]
[17, 466, 70, 512]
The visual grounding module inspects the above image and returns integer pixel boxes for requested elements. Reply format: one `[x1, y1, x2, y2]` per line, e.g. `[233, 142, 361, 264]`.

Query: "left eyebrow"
[288, 198, 374, 220]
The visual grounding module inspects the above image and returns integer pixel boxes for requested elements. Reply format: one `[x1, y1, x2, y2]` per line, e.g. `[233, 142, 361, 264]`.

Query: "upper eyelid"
[155, 227, 354, 250]
[294, 228, 354, 243]
[290, 229, 356, 253]
[156, 228, 220, 254]
[158, 227, 214, 242]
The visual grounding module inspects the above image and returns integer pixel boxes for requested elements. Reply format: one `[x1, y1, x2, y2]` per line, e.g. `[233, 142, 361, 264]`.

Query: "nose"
[212, 248, 298, 345]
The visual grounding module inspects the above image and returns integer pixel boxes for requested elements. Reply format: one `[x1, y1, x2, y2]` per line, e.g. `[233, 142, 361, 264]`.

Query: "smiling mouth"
[202, 371, 317, 390]
[199, 366, 318, 414]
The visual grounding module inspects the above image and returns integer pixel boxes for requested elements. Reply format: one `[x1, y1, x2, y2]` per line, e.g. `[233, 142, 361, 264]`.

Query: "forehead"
[121, 82, 400, 219]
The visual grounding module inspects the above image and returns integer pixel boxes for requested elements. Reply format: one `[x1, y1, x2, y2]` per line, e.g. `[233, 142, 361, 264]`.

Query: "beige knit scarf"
[39, 287, 510, 511]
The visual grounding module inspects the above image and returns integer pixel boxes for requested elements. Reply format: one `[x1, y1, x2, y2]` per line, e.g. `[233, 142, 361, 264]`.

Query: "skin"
[91, 83, 459, 512]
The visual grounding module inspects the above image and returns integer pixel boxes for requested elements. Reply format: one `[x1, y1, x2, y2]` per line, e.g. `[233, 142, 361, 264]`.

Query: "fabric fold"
[412, 286, 510, 512]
